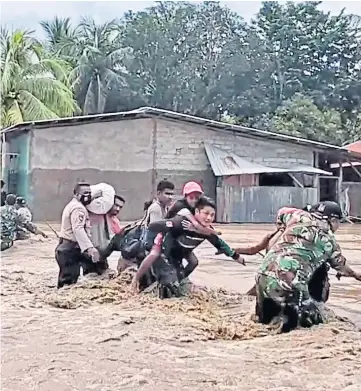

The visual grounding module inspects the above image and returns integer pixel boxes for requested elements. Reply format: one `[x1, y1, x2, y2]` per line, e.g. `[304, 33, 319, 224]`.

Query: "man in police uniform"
[55, 183, 100, 288]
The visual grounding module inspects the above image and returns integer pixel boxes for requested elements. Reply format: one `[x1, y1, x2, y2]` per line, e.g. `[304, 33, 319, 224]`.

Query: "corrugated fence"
[217, 185, 318, 223]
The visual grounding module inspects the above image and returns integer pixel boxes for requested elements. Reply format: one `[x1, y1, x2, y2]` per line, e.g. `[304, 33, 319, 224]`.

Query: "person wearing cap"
[165, 181, 222, 244]
[132, 196, 246, 298]
[255, 201, 361, 332]
[14, 197, 33, 240]
[140, 181, 223, 286]
[0, 194, 47, 251]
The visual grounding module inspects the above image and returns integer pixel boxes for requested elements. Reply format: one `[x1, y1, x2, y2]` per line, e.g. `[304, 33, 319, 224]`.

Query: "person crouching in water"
[255, 201, 361, 332]
[1, 194, 47, 251]
[14, 197, 33, 240]
[99, 180, 175, 275]
[131, 196, 245, 297]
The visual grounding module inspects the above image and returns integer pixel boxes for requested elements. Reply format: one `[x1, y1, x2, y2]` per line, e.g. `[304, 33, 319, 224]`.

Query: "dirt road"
[1, 224, 361, 391]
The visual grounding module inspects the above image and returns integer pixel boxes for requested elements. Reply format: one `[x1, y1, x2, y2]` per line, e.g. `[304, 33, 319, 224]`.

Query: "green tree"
[40, 17, 78, 66]
[0, 28, 78, 127]
[42, 17, 131, 115]
[232, 1, 361, 122]
[122, 1, 249, 118]
[268, 94, 345, 145]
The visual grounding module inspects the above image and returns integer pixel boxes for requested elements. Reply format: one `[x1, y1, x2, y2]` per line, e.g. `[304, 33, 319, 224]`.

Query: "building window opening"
[259, 172, 294, 187]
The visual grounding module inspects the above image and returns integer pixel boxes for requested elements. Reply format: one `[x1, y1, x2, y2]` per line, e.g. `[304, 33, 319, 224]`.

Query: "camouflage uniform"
[0, 205, 39, 251]
[256, 208, 345, 328]
[15, 206, 33, 240]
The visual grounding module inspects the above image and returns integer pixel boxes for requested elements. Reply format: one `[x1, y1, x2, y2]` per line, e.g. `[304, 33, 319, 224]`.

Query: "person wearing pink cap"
[167, 181, 221, 236]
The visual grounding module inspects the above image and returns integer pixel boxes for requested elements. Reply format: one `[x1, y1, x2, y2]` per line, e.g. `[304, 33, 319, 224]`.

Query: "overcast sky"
[1, 1, 361, 38]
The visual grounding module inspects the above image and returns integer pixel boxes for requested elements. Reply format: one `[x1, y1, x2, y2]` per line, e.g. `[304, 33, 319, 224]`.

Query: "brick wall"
[155, 118, 314, 197]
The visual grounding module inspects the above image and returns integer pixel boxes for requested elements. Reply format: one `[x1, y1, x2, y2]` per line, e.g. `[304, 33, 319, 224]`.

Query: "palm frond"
[18, 90, 59, 121]
[3, 99, 24, 126]
[19, 77, 78, 117]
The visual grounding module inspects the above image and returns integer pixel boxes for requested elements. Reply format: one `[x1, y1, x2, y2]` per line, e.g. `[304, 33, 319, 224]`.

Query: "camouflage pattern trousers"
[255, 272, 325, 332]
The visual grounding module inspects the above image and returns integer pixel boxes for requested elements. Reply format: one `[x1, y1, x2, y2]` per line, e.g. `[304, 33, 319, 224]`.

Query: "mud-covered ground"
[1, 224, 361, 391]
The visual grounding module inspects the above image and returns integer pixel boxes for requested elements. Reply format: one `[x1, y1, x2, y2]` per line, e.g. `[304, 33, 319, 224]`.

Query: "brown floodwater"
[1, 223, 360, 391]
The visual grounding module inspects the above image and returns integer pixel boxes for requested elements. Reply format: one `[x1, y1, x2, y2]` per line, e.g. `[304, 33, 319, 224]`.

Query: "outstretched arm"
[234, 228, 281, 255]
[16, 214, 47, 238]
[207, 234, 245, 265]
[329, 248, 361, 282]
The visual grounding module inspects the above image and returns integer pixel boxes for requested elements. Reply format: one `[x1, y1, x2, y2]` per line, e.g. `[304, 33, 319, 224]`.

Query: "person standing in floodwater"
[55, 183, 100, 288]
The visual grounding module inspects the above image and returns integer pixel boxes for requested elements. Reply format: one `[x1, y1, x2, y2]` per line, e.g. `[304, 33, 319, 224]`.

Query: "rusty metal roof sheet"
[344, 140, 361, 154]
[204, 144, 332, 176]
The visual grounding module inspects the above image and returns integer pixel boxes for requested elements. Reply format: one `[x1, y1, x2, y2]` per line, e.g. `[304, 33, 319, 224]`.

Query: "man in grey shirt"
[144, 180, 175, 225]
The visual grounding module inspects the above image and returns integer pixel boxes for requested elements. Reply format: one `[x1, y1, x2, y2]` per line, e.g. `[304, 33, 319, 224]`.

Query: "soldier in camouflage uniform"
[0, 194, 47, 251]
[256, 201, 361, 332]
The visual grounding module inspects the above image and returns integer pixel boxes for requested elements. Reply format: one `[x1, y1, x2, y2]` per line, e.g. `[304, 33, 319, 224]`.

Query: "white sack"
[87, 183, 115, 215]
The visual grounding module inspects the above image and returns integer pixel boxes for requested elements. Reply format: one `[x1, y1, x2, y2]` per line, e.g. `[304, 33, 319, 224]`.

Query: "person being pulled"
[131, 196, 245, 298]
[255, 201, 361, 333]
[56, 182, 100, 288]
[156, 181, 223, 280]
[1, 194, 48, 251]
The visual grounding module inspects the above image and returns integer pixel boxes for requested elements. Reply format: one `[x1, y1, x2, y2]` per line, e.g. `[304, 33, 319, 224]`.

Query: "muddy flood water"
[1, 224, 361, 391]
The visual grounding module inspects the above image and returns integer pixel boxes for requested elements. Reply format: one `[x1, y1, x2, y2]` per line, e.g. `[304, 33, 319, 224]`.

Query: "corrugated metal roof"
[204, 144, 332, 176]
[204, 143, 284, 175]
[1, 106, 358, 154]
[285, 165, 332, 175]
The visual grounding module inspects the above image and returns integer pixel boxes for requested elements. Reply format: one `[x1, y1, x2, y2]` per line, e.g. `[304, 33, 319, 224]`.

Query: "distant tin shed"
[204, 144, 333, 223]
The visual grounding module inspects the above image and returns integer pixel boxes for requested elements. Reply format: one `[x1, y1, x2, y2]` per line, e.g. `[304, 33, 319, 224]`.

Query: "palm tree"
[40, 17, 78, 66]
[0, 28, 79, 127]
[42, 17, 131, 115]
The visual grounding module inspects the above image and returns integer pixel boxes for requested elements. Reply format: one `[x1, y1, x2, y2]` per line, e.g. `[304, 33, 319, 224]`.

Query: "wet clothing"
[89, 212, 122, 249]
[147, 215, 238, 292]
[166, 199, 194, 219]
[15, 206, 33, 241]
[17, 206, 32, 223]
[276, 207, 331, 303]
[0, 205, 39, 251]
[256, 209, 345, 330]
[55, 238, 108, 288]
[56, 198, 95, 287]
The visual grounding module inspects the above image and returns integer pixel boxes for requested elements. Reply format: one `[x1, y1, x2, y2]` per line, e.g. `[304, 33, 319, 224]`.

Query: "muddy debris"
[41, 267, 358, 342]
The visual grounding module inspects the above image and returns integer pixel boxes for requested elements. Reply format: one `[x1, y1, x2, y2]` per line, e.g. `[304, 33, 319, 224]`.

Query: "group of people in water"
[0, 192, 48, 250]
[1, 178, 360, 333]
